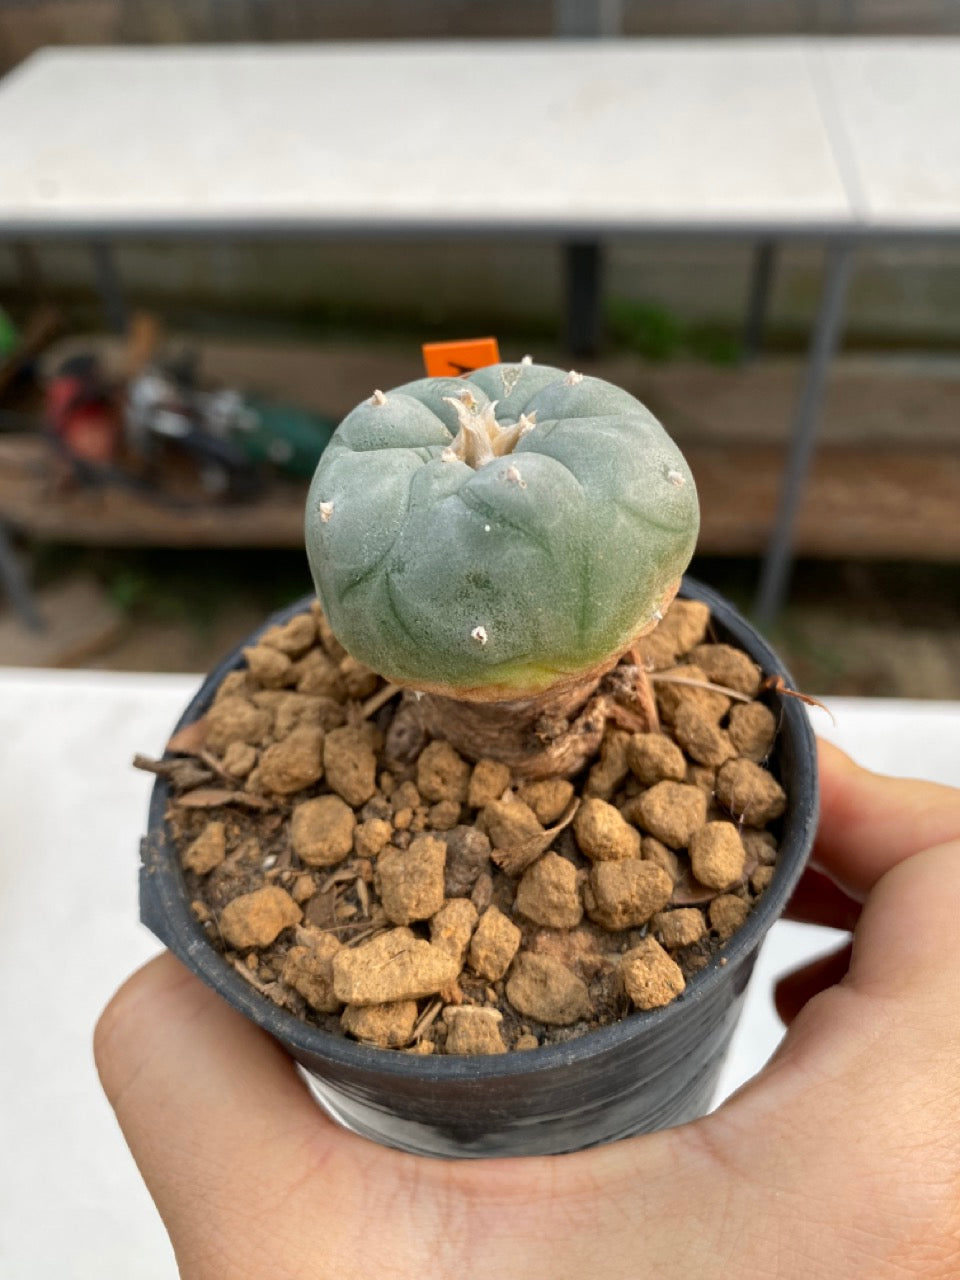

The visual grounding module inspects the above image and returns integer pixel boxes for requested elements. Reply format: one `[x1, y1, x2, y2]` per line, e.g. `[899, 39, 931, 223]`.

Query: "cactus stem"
[414, 580, 680, 777]
[319, 502, 334, 523]
[370, 389, 388, 406]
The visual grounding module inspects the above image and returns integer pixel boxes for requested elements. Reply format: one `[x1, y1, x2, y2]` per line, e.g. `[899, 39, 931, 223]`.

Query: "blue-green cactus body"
[305, 362, 698, 696]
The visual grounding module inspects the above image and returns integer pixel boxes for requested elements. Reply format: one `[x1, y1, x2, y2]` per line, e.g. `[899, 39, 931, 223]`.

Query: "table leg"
[0, 522, 43, 631]
[565, 241, 603, 358]
[89, 241, 129, 335]
[741, 239, 777, 361]
[754, 242, 854, 626]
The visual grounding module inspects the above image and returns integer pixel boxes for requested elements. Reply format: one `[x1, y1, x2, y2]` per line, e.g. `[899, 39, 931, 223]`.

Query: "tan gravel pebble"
[620, 936, 686, 1010]
[294, 648, 344, 697]
[354, 817, 393, 859]
[417, 740, 471, 804]
[652, 907, 707, 948]
[222, 741, 257, 779]
[660, 598, 711, 654]
[583, 729, 632, 800]
[332, 928, 459, 1005]
[220, 886, 302, 948]
[281, 934, 341, 1012]
[710, 894, 751, 940]
[259, 726, 324, 795]
[574, 797, 642, 861]
[685, 763, 717, 797]
[430, 898, 479, 964]
[514, 1032, 540, 1051]
[742, 829, 779, 866]
[443, 1006, 507, 1055]
[205, 696, 272, 751]
[728, 702, 777, 762]
[625, 733, 686, 785]
[689, 821, 746, 891]
[482, 794, 545, 852]
[751, 865, 775, 894]
[444, 825, 493, 897]
[505, 953, 591, 1026]
[259, 613, 317, 657]
[183, 821, 226, 874]
[691, 644, 762, 697]
[641, 836, 680, 884]
[377, 834, 447, 925]
[243, 644, 292, 688]
[468, 758, 513, 809]
[338, 655, 380, 699]
[517, 777, 575, 826]
[468, 906, 522, 981]
[342, 1000, 419, 1047]
[323, 725, 378, 807]
[636, 781, 708, 849]
[583, 859, 672, 931]
[672, 705, 737, 768]
[716, 759, 787, 827]
[655, 665, 730, 726]
[515, 853, 584, 929]
[290, 794, 356, 867]
[427, 799, 462, 831]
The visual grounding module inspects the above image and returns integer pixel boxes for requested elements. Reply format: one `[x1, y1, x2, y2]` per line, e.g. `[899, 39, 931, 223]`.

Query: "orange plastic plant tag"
[422, 337, 500, 378]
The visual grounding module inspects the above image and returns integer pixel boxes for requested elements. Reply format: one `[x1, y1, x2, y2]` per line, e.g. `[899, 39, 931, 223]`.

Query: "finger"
[773, 942, 853, 1025]
[813, 740, 960, 899]
[94, 953, 369, 1264]
[781, 866, 861, 932]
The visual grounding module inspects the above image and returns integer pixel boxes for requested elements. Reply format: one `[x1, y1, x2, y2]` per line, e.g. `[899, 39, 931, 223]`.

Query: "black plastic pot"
[140, 577, 818, 1159]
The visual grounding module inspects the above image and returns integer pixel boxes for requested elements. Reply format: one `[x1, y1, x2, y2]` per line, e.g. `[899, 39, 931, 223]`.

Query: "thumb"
[94, 952, 377, 1274]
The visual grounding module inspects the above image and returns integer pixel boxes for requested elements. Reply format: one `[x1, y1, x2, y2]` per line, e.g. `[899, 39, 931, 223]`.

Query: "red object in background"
[45, 355, 122, 464]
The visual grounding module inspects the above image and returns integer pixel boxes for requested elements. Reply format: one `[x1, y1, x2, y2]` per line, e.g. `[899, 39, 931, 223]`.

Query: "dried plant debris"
[151, 597, 788, 1056]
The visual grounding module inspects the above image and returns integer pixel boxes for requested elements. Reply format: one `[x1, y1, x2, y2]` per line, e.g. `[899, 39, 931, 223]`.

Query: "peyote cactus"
[305, 360, 698, 711]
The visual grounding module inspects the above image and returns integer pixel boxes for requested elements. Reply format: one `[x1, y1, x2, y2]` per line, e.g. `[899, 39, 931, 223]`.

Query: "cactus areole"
[305, 361, 699, 774]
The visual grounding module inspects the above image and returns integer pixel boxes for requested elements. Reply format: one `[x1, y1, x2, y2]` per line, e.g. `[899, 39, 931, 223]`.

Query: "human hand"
[96, 741, 960, 1279]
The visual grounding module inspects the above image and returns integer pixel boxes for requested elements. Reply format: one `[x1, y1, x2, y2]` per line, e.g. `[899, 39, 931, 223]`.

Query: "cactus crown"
[305, 361, 699, 699]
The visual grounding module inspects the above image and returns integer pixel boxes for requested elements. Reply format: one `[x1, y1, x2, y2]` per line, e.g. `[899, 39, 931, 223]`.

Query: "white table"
[0, 43, 848, 235]
[1, 668, 958, 1276]
[0, 38, 859, 627]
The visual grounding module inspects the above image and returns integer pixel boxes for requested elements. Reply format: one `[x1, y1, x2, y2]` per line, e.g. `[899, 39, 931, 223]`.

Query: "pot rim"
[143, 575, 818, 1082]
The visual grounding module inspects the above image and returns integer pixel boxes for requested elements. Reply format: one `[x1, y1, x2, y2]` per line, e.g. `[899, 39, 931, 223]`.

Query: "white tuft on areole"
[503, 464, 527, 489]
[667, 469, 686, 487]
[471, 625, 488, 645]
[319, 501, 334, 523]
[565, 370, 584, 386]
[370, 389, 388, 406]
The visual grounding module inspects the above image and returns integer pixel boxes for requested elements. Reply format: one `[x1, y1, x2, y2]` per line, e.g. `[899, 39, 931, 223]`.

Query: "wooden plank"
[1, 432, 958, 560]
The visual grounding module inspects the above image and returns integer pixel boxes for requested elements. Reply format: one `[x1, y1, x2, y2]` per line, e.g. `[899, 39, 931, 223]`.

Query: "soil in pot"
[142, 590, 789, 1057]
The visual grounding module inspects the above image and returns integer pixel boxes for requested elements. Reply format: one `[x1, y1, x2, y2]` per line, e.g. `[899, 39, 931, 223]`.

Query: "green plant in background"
[305, 360, 699, 776]
[608, 300, 741, 366]
[0, 306, 19, 360]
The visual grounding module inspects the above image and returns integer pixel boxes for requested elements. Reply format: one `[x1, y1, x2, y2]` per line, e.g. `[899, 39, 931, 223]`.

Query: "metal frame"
[755, 241, 854, 624]
[0, 522, 43, 631]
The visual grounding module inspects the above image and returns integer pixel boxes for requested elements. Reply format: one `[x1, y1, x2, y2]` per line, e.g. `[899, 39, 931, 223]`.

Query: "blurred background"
[0, 0, 958, 696]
